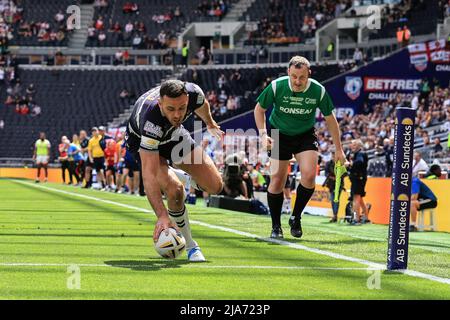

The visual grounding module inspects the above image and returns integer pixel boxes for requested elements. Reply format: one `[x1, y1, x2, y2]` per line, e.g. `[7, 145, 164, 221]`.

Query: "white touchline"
[0, 262, 373, 271]
[11, 180, 450, 285]
[306, 227, 450, 254]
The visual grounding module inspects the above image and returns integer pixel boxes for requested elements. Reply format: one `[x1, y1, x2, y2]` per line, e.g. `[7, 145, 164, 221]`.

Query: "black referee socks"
[292, 183, 315, 219]
[267, 191, 284, 228]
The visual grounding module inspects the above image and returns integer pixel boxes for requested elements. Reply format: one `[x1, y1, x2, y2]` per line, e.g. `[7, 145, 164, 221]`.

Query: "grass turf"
[0, 178, 449, 299]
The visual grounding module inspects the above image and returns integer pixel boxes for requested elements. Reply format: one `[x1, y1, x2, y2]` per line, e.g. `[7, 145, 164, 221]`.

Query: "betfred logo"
[364, 78, 421, 92]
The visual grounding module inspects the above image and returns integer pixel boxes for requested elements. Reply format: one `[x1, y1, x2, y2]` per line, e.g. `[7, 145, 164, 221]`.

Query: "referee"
[254, 56, 346, 239]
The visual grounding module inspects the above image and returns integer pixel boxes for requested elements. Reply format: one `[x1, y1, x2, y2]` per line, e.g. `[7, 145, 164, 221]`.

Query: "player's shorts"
[418, 198, 438, 211]
[350, 176, 367, 197]
[126, 126, 196, 163]
[124, 158, 139, 172]
[85, 158, 93, 168]
[106, 165, 116, 174]
[36, 155, 49, 164]
[93, 157, 105, 172]
[158, 134, 196, 163]
[268, 128, 318, 161]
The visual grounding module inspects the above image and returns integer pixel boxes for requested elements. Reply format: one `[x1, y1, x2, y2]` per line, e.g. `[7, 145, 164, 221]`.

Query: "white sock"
[168, 206, 198, 251]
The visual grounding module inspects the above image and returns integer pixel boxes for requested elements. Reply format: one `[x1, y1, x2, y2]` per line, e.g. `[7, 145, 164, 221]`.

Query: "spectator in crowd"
[203, 48, 213, 64]
[353, 48, 363, 66]
[124, 21, 133, 34]
[248, 163, 266, 192]
[157, 30, 167, 47]
[218, 89, 228, 105]
[58, 136, 70, 184]
[226, 95, 237, 112]
[113, 50, 123, 65]
[119, 88, 136, 104]
[419, 78, 431, 101]
[196, 46, 206, 64]
[123, 2, 139, 14]
[412, 151, 429, 177]
[87, 24, 97, 46]
[174, 6, 182, 19]
[181, 41, 189, 66]
[26, 83, 35, 98]
[230, 69, 242, 84]
[100, 0, 109, 12]
[95, 16, 104, 30]
[120, 89, 130, 100]
[396, 27, 403, 47]
[98, 31, 106, 45]
[30, 103, 41, 117]
[432, 137, 444, 157]
[122, 49, 130, 65]
[402, 25, 411, 47]
[54, 49, 65, 65]
[132, 32, 142, 49]
[109, 21, 121, 34]
[217, 73, 227, 90]
[94, 0, 109, 13]
[425, 164, 442, 180]
[54, 10, 64, 25]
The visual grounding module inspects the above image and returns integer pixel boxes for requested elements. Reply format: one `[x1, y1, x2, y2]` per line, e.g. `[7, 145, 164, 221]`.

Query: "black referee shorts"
[350, 176, 367, 197]
[268, 128, 318, 161]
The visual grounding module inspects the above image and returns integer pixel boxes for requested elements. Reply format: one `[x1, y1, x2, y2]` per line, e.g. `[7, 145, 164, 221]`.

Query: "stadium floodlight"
[386, 107, 416, 270]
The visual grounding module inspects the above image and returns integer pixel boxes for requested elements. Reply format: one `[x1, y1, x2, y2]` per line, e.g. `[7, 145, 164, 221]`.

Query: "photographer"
[222, 153, 249, 199]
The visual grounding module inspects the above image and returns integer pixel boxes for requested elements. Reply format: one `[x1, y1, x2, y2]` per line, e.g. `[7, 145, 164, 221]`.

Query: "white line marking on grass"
[306, 227, 450, 254]
[0, 262, 374, 271]
[11, 180, 450, 285]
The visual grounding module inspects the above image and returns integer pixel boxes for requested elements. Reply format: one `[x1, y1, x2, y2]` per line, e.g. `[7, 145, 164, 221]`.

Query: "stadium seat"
[417, 209, 436, 232]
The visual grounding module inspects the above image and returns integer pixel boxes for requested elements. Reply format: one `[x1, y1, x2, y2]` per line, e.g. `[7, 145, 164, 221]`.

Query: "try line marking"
[0, 262, 374, 271]
[10, 180, 450, 285]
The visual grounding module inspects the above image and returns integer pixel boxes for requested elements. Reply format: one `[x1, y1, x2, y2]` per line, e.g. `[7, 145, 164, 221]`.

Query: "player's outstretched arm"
[140, 150, 176, 242]
[194, 100, 223, 140]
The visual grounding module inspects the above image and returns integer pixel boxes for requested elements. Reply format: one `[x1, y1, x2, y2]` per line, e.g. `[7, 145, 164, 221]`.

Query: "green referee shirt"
[257, 76, 334, 136]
